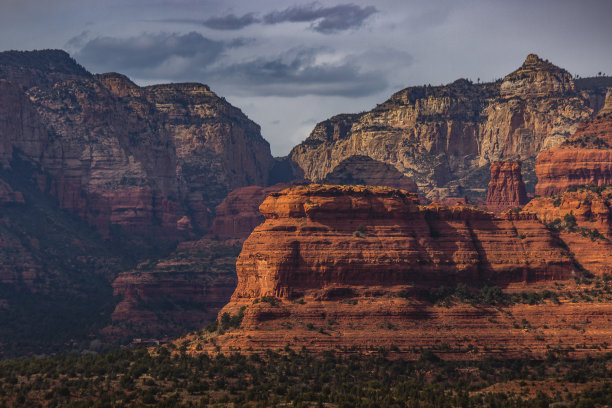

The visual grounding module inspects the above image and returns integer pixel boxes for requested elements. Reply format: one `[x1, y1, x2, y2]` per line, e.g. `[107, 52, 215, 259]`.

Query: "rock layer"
[485, 161, 528, 212]
[322, 155, 418, 192]
[183, 185, 611, 356]
[208, 183, 294, 240]
[524, 187, 612, 275]
[229, 185, 572, 304]
[0, 50, 275, 238]
[535, 90, 612, 196]
[290, 55, 606, 200]
[108, 239, 240, 340]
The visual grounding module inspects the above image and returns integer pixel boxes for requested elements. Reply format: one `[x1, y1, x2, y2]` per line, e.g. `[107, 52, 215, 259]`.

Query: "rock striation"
[183, 185, 612, 357]
[524, 187, 612, 275]
[108, 239, 240, 340]
[229, 185, 571, 303]
[535, 90, 612, 196]
[0, 50, 275, 238]
[322, 155, 418, 192]
[290, 55, 607, 200]
[485, 161, 528, 212]
[208, 183, 294, 240]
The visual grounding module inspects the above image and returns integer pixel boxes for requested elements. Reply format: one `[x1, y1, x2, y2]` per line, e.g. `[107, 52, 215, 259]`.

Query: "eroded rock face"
[290, 55, 602, 200]
[535, 90, 612, 196]
[230, 185, 571, 303]
[323, 155, 418, 192]
[485, 161, 528, 212]
[499, 54, 575, 99]
[181, 185, 612, 357]
[0, 179, 24, 205]
[209, 183, 294, 240]
[108, 239, 240, 340]
[524, 187, 612, 275]
[0, 50, 275, 238]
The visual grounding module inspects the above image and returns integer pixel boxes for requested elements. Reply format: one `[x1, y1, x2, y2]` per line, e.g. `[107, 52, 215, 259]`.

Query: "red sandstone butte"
[177, 185, 612, 358]
[485, 161, 529, 212]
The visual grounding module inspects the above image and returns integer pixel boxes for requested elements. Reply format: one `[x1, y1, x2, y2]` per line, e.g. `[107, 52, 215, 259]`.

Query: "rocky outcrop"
[485, 161, 528, 212]
[108, 239, 240, 340]
[181, 185, 612, 357]
[290, 55, 604, 200]
[499, 54, 575, 99]
[524, 187, 612, 275]
[535, 90, 612, 196]
[228, 185, 571, 303]
[323, 155, 418, 192]
[208, 183, 294, 240]
[0, 179, 24, 205]
[0, 50, 275, 238]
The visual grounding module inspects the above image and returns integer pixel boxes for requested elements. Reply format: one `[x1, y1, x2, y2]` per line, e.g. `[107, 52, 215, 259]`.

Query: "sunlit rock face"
[290, 54, 605, 201]
[485, 161, 528, 212]
[536, 89, 612, 197]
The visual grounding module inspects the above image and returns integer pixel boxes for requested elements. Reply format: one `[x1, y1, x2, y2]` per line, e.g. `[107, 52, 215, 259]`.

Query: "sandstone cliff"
[0, 49, 275, 355]
[323, 155, 418, 192]
[535, 89, 612, 196]
[290, 55, 606, 200]
[208, 183, 294, 240]
[524, 187, 612, 275]
[181, 185, 611, 357]
[107, 239, 240, 340]
[485, 161, 528, 212]
[230, 185, 572, 303]
[0, 50, 275, 238]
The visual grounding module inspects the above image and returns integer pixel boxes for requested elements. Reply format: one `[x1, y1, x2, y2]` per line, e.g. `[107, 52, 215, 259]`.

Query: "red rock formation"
[229, 185, 571, 303]
[107, 239, 240, 339]
[290, 55, 601, 201]
[323, 155, 418, 192]
[208, 183, 293, 240]
[0, 179, 24, 205]
[535, 90, 612, 196]
[524, 187, 612, 275]
[0, 50, 275, 239]
[485, 161, 528, 212]
[179, 185, 612, 357]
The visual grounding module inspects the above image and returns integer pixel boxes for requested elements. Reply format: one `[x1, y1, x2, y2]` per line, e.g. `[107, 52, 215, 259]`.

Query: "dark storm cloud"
[202, 13, 259, 29]
[73, 31, 228, 75]
[208, 48, 388, 97]
[158, 13, 259, 30]
[71, 31, 389, 97]
[263, 3, 377, 33]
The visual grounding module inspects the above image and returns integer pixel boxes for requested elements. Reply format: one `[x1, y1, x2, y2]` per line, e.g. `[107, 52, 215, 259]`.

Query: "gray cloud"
[207, 48, 388, 97]
[202, 13, 259, 30]
[158, 13, 259, 30]
[263, 3, 377, 33]
[72, 31, 393, 98]
[73, 31, 229, 76]
[153, 3, 377, 33]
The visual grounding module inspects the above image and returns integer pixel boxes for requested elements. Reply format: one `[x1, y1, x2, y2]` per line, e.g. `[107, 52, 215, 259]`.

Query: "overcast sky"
[1, 0, 611, 156]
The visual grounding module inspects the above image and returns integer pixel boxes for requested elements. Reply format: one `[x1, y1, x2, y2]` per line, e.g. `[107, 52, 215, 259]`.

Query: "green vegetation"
[563, 134, 610, 149]
[565, 184, 612, 194]
[545, 211, 610, 243]
[0, 347, 611, 407]
[353, 224, 367, 238]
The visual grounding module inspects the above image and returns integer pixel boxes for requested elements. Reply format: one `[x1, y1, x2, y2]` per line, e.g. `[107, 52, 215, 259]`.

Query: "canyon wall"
[290, 55, 609, 200]
[0, 50, 275, 238]
[535, 90, 612, 196]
